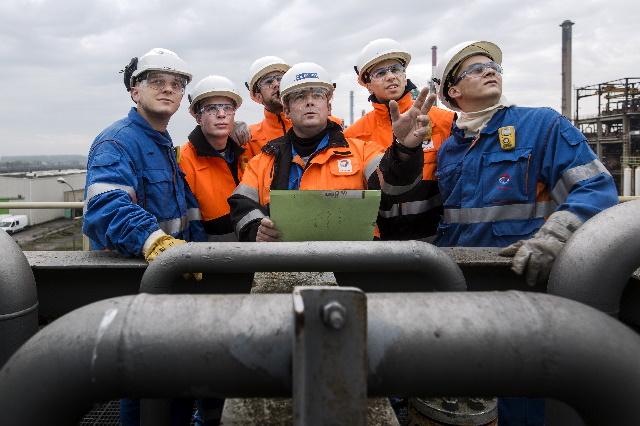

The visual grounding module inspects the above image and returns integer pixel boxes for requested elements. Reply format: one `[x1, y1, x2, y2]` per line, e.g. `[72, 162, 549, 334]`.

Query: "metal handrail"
[0, 202, 83, 209]
[139, 240, 467, 294]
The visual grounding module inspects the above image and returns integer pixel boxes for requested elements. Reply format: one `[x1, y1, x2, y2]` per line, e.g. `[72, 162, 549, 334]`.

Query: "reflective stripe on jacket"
[344, 83, 455, 240]
[229, 120, 421, 241]
[241, 108, 344, 169]
[435, 106, 618, 248]
[179, 126, 244, 242]
[83, 107, 207, 256]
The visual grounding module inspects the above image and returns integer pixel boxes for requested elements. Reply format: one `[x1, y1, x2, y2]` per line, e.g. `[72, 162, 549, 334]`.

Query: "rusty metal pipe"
[0, 230, 38, 367]
[140, 240, 467, 294]
[2, 292, 640, 425]
[548, 200, 640, 315]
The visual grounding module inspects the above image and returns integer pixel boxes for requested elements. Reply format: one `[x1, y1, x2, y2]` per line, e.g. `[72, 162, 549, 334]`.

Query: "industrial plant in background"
[574, 78, 640, 195]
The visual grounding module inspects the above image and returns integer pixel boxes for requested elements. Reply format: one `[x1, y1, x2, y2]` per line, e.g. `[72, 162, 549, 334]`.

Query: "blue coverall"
[83, 107, 206, 254]
[83, 107, 207, 426]
[436, 106, 617, 247]
[435, 106, 618, 426]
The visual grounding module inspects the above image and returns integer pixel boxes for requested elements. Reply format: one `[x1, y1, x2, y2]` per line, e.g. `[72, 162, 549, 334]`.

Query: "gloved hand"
[499, 210, 582, 287]
[231, 121, 251, 146]
[143, 234, 202, 281]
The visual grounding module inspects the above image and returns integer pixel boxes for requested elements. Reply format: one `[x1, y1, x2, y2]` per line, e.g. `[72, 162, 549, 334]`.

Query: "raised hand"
[390, 87, 436, 149]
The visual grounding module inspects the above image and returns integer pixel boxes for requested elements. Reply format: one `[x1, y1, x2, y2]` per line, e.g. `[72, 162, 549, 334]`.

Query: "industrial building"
[0, 170, 86, 224]
[574, 77, 640, 194]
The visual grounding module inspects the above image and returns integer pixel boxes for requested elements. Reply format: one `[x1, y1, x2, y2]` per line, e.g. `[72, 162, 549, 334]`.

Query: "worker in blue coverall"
[432, 40, 618, 425]
[82, 47, 207, 426]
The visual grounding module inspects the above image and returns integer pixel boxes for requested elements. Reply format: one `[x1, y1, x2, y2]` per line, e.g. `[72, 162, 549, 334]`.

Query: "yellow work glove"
[143, 234, 202, 281]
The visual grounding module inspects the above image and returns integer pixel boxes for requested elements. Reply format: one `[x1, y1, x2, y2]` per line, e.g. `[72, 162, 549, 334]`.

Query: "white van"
[0, 215, 29, 234]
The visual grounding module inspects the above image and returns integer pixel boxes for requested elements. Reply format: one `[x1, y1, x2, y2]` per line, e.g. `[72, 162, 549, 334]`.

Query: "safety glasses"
[288, 87, 330, 105]
[199, 103, 236, 116]
[259, 74, 283, 89]
[453, 61, 503, 85]
[142, 73, 188, 93]
[369, 63, 405, 81]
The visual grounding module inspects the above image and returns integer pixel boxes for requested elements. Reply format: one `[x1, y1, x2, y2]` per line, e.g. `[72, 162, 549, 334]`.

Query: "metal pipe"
[0, 201, 84, 209]
[2, 292, 640, 425]
[0, 230, 38, 367]
[140, 240, 466, 294]
[548, 200, 640, 315]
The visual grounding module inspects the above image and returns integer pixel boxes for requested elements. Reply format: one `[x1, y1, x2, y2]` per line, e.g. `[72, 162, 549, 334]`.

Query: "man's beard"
[264, 94, 283, 113]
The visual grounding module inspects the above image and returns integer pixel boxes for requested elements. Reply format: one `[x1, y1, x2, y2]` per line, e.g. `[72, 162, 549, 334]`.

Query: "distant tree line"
[0, 155, 87, 173]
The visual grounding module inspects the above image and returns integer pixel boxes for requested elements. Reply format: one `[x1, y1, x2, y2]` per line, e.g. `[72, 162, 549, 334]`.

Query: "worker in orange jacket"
[242, 56, 343, 169]
[345, 38, 455, 240]
[229, 62, 434, 242]
[179, 75, 245, 242]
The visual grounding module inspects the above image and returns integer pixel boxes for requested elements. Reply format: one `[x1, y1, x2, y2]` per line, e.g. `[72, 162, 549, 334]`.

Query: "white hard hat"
[129, 48, 192, 88]
[355, 38, 411, 86]
[434, 41, 502, 110]
[279, 62, 334, 102]
[245, 56, 290, 94]
[188, 75, 243, 113]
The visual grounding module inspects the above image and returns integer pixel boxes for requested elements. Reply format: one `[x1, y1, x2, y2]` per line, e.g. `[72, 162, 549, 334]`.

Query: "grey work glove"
[231, 121, 251, 146]
[499, 210, 583, 287]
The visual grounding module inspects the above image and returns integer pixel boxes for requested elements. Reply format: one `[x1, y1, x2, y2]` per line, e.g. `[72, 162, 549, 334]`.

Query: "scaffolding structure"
[575, 78, 640, 192]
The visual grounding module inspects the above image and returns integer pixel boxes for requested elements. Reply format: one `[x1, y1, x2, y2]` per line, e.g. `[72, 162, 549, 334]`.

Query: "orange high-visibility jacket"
[179, 126, 244, 241]
[228, 121, 423, 242]
[241, 108, 345, 169]
[344, 86, 455, 240]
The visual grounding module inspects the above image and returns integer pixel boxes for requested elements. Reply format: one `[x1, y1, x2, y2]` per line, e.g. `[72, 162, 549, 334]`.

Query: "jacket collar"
[451, 107, 512, 141]
[188, 125, 244, 158]
[368, 79, 417, 113]
[263, 108, 290, 124]
[129, 107, 173, 146]
[263, 120, 348, 156]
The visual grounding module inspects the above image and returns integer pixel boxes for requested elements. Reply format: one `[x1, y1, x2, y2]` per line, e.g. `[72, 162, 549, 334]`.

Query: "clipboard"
[269, 189, 381, 241]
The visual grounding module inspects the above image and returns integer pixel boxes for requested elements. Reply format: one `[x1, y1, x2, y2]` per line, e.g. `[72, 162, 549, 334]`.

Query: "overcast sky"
[1, 0, 638, 157]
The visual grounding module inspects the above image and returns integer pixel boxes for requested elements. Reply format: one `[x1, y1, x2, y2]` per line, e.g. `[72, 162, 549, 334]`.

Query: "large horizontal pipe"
[1, 292, 639, 425]
[140, 240, 467, 294]
[0, 230, 38, 367]
[548, 199, 640, 315]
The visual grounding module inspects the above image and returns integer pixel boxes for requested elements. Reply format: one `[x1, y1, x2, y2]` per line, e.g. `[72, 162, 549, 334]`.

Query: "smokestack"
[349, 90, 354, 126]
[431, 46, 437, 104]
[560, 20, 574, 120]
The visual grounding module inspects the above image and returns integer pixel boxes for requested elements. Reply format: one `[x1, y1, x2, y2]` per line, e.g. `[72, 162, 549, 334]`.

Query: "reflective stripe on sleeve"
[378, 194, 442, 219]
[551, 159, 611, 204]
[236, 209, 266, 235]
[187, 208, 202, 221]
[158, 215, 188, 235]
[232, 184, 260, 203]
[443, 201, 557, 224]
[364, 154, 383, 181]
[381, 174, 422, 196]
[86, 183, 137, 204]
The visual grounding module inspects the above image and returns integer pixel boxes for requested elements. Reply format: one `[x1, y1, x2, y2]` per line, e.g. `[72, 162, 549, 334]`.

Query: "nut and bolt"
[322, 301, 347, 329]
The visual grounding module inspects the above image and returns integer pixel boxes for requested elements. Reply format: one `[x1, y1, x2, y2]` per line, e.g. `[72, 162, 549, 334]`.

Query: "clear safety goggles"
[199, 103, 236, 116]
[142, 73, 188, 93]
[258, 73, 284, 89]
[369, 63, 405, 81]
[453, 61, 503, 85]
[288, 87, 330, 105]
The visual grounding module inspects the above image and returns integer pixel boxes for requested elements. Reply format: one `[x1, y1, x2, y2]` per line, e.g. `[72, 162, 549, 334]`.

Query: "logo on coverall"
[338, 159, 352, 173]
[497, 173, 512, 190]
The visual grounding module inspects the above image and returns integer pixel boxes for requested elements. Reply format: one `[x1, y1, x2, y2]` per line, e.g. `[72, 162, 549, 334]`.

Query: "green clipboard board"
[269, 189, 381, 241]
